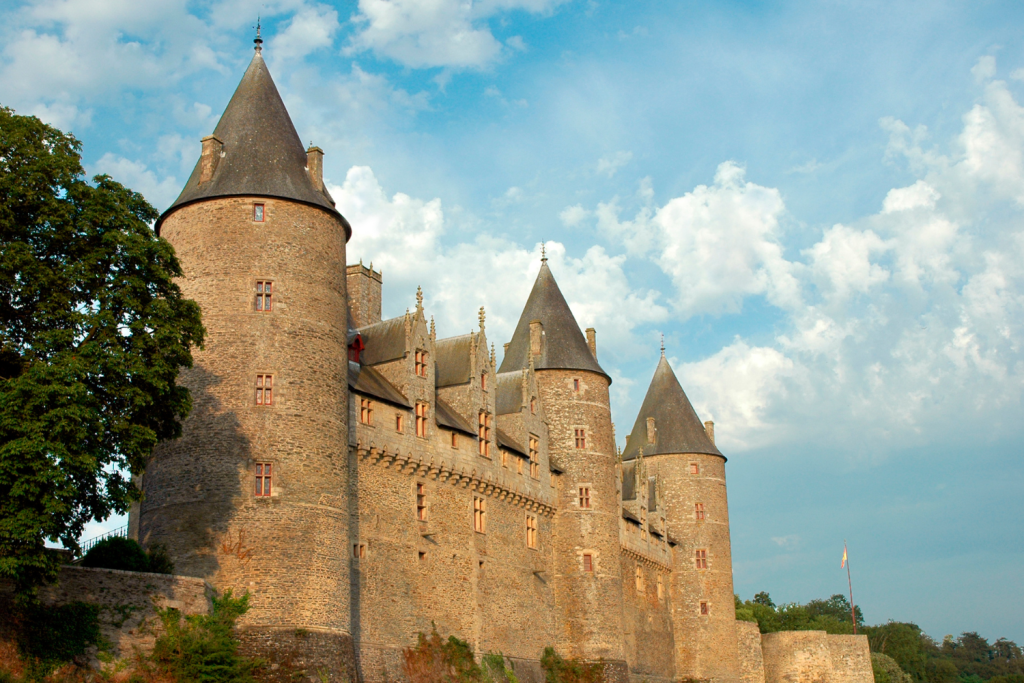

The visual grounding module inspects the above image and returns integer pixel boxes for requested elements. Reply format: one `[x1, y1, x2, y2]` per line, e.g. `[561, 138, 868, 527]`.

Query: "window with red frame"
[583, 553, 593, 572]
[574, 428, 586, 449]
[578, 486, 591, 509]
[415, 350, 428, 377]
[253, 203, 265, 222]
[695, 503, 705, 520]
[695, 549, 708, 569]
[415, 402, 427, 437]
[700, 601, 709, 615]
[255, 375, 273, 405]
[255, 463, 272, 496]
[416, 483, 427, 521]
[255, 281, 272, 311]
[573, 378, 580, 392]
[481, 372, 487, 390]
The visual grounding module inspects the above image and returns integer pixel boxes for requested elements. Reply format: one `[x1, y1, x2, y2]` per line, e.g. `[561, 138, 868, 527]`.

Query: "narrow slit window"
[657, 575, 664, 600]
[574, 428, 586, 449]
[526, 514, 537, 549]
[481, 372, 487, 390]
[416, 483, 427, 521]
[473, 496, 487, 533]
[530, 397, 536, 414]
[573, 378, 580, 392]
[253, 203, 265, 222]
[255, 463, 272, 497]
[396, 414, 403, 432]
[700, 601, 710, 615]
[451, 431, 458, 449]
[353, 544, 365, 559]
[255, 281, 272, 311]
[478, 412, 491, 457]
[583, 553, 593, 572]
[415, 402, 427, 437]
[517, 456, 524, 475]
[529, 436, 540, 479]
[255, 374, 273, 405]
[640, 508, 647, 540]
[578, 486, 591, 509]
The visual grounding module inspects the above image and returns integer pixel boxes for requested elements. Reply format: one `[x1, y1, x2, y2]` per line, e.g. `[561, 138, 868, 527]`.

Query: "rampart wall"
[761, 630, 872, 683]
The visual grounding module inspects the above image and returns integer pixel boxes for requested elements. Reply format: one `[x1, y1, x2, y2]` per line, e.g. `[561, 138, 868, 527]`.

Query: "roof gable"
[497, 262, 607, 379]
[622, 354, 723, 460]
[159, 49, 344, 232]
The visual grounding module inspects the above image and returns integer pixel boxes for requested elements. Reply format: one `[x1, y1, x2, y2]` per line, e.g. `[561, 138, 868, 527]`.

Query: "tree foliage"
[80, 536, 174, 574]
[0, 107, 204, 591]
[734, 592, 862, 635]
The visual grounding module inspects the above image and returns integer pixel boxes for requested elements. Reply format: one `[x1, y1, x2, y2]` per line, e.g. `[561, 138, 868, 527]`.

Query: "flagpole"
[845, 540, 856, 634]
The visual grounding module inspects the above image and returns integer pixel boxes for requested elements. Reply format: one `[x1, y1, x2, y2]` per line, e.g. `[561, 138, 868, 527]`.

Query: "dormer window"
[253, 203, 265, 222]
[415, 350, 428, 377]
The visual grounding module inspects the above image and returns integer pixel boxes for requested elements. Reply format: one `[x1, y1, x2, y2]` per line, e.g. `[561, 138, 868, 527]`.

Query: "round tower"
[498, 259, 627, 682]
[622, 351, 739, 683]
[132, 41, 355, 678]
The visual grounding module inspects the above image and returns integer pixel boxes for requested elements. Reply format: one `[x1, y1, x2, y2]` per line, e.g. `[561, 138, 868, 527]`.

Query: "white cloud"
[329, 166, 666, 360]
[882, 180, 941, 213]
[972, 55, 996, 83]
[347, 0, 565, 69]
[596, 150, 633, 178]
[92, 153, 181, 211]
[804, 224, 890, 300]
[270, 5, 340, 61]
[679, 341, 796, 450]
[559, 204, 589, 227]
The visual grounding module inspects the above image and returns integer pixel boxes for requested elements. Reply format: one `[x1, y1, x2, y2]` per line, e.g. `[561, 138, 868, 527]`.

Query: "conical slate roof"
[497, 261, 608, 380]
[622, 353, 722, 460]
[157, 48, 346, 235]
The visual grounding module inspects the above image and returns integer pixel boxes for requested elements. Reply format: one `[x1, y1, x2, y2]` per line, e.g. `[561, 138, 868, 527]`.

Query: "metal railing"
[78, 524, 128, 556]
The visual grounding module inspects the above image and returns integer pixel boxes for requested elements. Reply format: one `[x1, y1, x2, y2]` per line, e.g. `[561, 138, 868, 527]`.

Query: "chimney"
[347, 263, 382, 328]
[503, 342, 510, 354]
[199, 135, 223, 184]
[646, 417, 656, 445]
[586, 328, 597, 358]
[306, 146, 324, 191]
[529, 320, 543, 357]
[704, 421, 715, 445]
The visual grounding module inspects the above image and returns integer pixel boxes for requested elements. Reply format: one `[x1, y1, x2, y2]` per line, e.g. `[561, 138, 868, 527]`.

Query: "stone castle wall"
[736, 620, 766, 683]
[760, 630, 871, 683]
[135, 196, 354, 681]
[0, 566, 212, 668]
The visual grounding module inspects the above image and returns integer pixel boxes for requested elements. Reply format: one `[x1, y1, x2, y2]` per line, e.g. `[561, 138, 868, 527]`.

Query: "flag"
[841, 545, 848, 569]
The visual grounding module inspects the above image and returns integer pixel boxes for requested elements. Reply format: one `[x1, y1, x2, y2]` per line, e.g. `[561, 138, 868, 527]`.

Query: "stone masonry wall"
[761, 631, 832, 683]
[736, 620, 765, 683]
[827, 635, 874, 683]
[137, 196, 354, 681]
[0, 566, 212, 668]
[347, 263, 382, 328]
[619, 549, 675, 683]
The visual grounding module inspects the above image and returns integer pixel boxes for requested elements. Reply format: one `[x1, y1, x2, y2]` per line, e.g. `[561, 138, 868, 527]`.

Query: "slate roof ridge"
[497, 262, 608, 380]
[622, 354, 723, 461]
[158, 48, 347, 235]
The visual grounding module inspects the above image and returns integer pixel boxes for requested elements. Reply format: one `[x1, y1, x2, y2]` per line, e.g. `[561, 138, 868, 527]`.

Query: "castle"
[129, 38, 874, 683]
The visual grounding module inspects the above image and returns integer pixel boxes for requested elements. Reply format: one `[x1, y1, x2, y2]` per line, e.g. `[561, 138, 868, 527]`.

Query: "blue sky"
[4, 0, 1023, 644]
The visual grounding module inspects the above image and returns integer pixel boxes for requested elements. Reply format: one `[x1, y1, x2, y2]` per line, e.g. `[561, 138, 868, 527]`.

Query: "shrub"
[80, 537, 173, 575]
[872, 653, 911, 683]
[481, 653, 518, 683]
[402, 626, 482, 683]
[539, 648, 604, 683]
[147, 590, 259, 683]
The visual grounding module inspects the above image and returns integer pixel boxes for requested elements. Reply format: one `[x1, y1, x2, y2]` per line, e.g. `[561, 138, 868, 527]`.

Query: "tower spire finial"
[541, 242, 547, 262]
[660, 334, 665, 356]
[254, 16, 263, 52]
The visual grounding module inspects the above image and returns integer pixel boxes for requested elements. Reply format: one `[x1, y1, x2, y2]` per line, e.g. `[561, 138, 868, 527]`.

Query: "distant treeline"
[736, 593, 1024, 683]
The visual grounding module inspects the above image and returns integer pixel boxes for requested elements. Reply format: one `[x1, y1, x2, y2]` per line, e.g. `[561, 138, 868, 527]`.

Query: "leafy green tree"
[0, 107, 203, 591]
[863, 622, 930, 682]
[806, 593, 864, 629]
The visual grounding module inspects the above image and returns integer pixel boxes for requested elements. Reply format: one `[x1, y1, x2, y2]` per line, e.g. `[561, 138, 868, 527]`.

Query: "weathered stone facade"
[127, 41, 875, 683]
